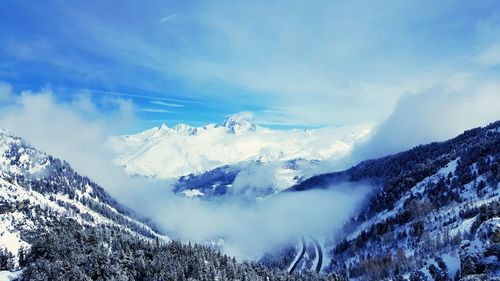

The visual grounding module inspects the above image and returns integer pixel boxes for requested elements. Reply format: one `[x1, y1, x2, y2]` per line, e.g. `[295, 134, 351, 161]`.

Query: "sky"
[1, 0, 500, 132]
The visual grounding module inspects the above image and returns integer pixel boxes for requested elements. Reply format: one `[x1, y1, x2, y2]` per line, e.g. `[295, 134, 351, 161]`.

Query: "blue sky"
[1, 0, 500, 132]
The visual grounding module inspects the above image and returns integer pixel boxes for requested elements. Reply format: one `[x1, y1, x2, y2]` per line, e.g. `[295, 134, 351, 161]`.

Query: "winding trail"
[311, 238, 323, 273]
[289, 236, 306, 273]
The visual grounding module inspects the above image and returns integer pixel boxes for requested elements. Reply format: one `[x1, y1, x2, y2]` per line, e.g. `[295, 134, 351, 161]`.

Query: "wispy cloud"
[151, 100, 184, 108]
[138, 108, 170, 113]
[0, 81, 15, 104]
[158, 13, 178, 23]
[1, 1, 500, 128]
[86, 89, 198, 104]
[475, 42, 500, 66]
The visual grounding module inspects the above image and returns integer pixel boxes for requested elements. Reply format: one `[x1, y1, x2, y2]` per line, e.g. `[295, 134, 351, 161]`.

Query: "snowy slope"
[109, 114, 372, 179]
[290, 121, 500, 280]
[0, 129, 167, 270]
[336, 158, 498, 279]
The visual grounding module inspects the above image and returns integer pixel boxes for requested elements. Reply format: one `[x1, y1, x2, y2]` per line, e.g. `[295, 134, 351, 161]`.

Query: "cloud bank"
[136, 184, 369, 259]
[0, 87, 140, 194]
[351, 75, 500, 161]
[2, 2, 499, 127]
[0, 73, 498, 259]
[0, 83, 368, 259]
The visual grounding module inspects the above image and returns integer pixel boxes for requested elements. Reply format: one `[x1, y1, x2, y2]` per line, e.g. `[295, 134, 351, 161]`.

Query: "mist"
[326, 74, 500, 168]
[131, 183, 369, 259]
[0, 83, 370, 259]
[2, 76, 499, 260]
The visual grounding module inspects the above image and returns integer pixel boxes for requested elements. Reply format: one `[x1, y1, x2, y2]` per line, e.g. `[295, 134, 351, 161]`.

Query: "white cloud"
[150, 100, 185, 107]
[475, 43, 500, 66]
[0, 81, 15, 104]
[0, 87, 138, 195]
[138, 108, 170, 113]
[351, 76, 500, 160]
[141, 184, 369, 259]
[4, 2, 498, 127]
[0, 83, 369, 260]
[158, 13, 179, 23]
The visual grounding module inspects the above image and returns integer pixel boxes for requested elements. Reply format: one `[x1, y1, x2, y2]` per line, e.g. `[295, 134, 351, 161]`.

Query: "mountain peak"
[218, 113, 257, 134]
[159, 123, 169, 130]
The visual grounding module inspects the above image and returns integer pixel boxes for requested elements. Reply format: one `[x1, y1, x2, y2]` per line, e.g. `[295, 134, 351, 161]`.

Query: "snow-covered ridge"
[347, 159, 461, 240]
[0, 129, 168, 269]
[109, 115, 373, 179]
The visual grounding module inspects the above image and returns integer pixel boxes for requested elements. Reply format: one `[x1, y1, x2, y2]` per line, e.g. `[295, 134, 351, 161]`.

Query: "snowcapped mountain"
[218, 113, 257, 134]
[109, 114, 372, 179]
[289, 121, 500, 280]
[0, 129, 166, 270]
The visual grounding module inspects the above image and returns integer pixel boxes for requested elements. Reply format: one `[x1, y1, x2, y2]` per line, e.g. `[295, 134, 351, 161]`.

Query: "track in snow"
[312, 238, 323, 273]
[289, 236, 306, 273]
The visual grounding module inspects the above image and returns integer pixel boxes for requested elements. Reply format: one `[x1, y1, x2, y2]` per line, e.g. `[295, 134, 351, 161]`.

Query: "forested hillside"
[18, 219, 340, 281]
[0, 128, 165, 273]
[292, 121, 500, 280]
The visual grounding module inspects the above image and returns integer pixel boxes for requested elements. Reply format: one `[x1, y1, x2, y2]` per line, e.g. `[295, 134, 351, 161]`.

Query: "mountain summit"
[217, 114, 257, 134]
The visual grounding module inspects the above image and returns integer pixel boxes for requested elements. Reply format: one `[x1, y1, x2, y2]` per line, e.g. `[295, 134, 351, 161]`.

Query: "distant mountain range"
[108, 114, 372, 179]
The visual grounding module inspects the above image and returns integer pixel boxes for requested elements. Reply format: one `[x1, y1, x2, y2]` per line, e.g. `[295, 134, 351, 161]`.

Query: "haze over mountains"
[0, 84, 498, 281]
[1, 120, 498, 280]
